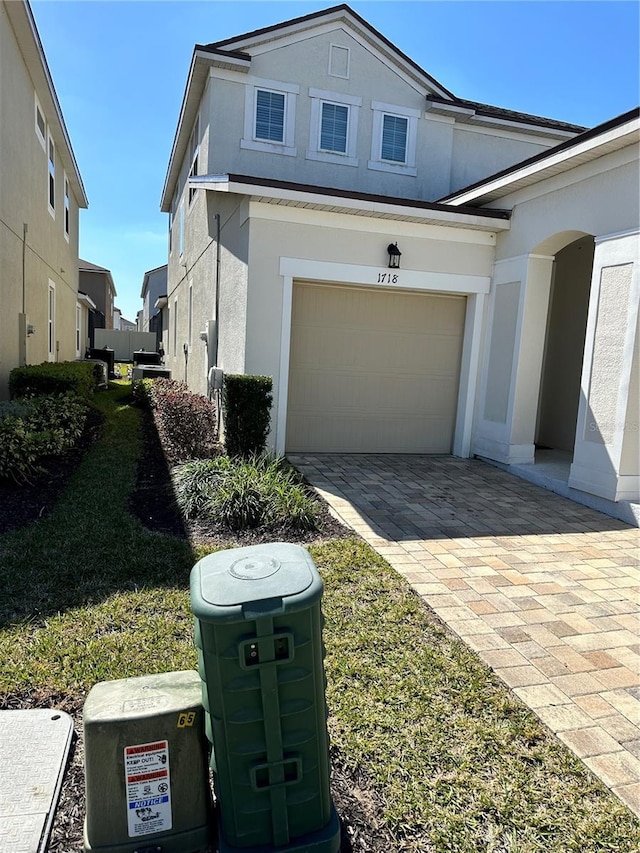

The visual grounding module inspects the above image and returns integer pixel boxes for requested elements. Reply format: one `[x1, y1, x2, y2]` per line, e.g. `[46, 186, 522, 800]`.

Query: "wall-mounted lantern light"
[387, 242, 401, 269]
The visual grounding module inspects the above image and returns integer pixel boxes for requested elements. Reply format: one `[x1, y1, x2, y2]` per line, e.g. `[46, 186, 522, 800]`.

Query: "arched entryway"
[535, 233, 594, 464]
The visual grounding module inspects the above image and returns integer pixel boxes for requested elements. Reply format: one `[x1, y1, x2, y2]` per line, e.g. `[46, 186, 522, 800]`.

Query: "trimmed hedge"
[10, 361, 102, 400]
[0, 394, 90, 483]
[222, 374, 273, 458]
[143, 378, 219, 463]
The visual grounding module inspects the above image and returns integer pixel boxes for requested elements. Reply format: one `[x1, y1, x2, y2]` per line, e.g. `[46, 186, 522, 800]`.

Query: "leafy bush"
[10, 361, 101, 400]
[132, 378, 154, 408]
[173, 453, 319, 531]
[150, 379, 219, 463]
[222, 375, 273, 458]
[0, 394, 90, 483]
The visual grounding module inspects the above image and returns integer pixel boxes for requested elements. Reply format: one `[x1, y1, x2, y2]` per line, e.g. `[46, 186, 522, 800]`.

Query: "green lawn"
[0, 383, 638, 852]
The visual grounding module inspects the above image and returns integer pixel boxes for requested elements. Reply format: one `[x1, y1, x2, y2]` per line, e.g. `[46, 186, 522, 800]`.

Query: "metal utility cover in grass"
[0, 709, 73, 853]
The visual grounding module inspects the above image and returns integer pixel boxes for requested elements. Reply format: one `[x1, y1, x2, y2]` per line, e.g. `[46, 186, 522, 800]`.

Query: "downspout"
[214, 212, 220, 365]
[22, 223, 28, 314]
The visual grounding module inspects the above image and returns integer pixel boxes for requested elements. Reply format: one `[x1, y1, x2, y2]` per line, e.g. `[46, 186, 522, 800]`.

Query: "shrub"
[173, 453, 319, 531]
[222, 375, 273, 458]
[132, 378, 154, 408]
[150, 379, 219, 463]
[0, 394, 90, 483]
[10, 361, 101, 400]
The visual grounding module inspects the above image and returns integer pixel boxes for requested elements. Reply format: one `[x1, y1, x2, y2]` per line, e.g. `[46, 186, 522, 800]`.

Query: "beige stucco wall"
[476, 147, 639, 500]
[0, 3, 82, 397]
[490, 148, 639, 261]
[204, 26, 564, 203]
[243, 204, 495, 448]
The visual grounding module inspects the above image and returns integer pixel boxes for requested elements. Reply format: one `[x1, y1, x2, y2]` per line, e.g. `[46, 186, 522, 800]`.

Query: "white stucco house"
[160, 4, 639, 518]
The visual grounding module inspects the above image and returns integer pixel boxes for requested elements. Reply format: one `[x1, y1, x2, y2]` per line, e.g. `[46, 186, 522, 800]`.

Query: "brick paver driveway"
[290, 454, 640, 816]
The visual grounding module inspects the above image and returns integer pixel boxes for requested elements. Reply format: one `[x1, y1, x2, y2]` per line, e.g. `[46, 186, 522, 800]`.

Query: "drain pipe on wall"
[214, 212, 221, 366]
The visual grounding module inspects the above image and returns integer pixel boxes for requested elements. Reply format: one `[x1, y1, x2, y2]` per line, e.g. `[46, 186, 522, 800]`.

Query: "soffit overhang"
[189, 173, 511, 232]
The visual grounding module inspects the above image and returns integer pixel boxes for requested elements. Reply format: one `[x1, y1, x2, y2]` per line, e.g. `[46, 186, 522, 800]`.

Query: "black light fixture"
[387, 242, 401, 269]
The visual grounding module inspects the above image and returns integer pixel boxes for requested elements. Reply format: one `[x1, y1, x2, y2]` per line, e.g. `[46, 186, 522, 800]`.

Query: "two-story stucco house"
[160, 4, 639, 514]
[140, 264, 168, 336]
[0, 0, 88, 397]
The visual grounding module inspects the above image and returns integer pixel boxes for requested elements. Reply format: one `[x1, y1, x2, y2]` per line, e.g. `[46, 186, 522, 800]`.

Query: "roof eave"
[189, 173, 511, 231]
[5, 1, 88, 208]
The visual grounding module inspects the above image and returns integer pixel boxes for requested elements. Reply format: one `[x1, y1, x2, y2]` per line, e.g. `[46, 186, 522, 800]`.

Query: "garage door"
[286, 283, 466, 453]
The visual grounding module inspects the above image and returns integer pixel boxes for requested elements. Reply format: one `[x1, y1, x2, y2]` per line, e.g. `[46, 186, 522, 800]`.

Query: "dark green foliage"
[173, 453, 319, 531]
[131, 378, 154, 408]
[222, 374, 273, 458]
[9, 361, 101, 400]
[0, 394, 90, 483]
[150, 378, 219, 463]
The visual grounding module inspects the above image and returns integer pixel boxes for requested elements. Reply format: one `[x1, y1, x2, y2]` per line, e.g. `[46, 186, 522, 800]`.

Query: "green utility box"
[83, 670, 212, 853]
[190, 543, 340, 853]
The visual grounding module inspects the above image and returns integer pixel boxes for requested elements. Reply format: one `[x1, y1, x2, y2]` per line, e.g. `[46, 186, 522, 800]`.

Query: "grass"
[0, 382, 638, 852]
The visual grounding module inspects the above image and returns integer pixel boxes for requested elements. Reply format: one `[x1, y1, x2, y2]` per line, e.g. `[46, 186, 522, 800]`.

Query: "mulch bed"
[1, 394, 394, 852]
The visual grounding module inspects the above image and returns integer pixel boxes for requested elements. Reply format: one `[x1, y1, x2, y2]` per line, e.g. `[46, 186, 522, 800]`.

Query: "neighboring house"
[119, 315, 137, 333]
[79, 259, 117, 339]
[0, 0, 88, 397]
[160, 5, 639, 509]
[76, 290, 96, 358]
[140, 264, 168, 338]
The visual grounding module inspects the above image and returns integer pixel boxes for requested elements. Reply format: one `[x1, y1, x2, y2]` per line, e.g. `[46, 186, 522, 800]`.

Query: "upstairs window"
[188, 115, 200, 205]
[381, 114, 408, 163]
[369, 101, 419, 177]
[307, 89, 360, 167]
[256, 90, 285, 142]
[35, 94, 46, 149]
[320, 103, 348, 153]
[242, 78, 298, 156]
[64, 174, 70, 240]
[47, 133, 56, 216]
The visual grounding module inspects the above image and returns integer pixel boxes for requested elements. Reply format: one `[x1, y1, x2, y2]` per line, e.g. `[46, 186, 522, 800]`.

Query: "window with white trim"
[173, 297, 178, 356]
[188, 283, 193, 346]
[47, 132, 56, 215]
[35, 94, 46, 149]
[169, 188, 177, 254]
[242, 78, 298, 156]
[188, 115, 200, 205]
[48, 281, 55, 360]
[64, 174, 70, 240]
[76, 303, 81, 356]
[369, 101, 419, 176]
[178, 203, 184, 258]
[307, 88, 360, 166]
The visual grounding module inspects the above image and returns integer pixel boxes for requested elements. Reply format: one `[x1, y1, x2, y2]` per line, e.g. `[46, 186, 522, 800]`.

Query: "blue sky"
[31, 1, 639, 323]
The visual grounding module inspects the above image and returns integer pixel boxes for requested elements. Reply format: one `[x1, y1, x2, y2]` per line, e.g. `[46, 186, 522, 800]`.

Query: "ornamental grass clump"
[173, 453, 319, 531]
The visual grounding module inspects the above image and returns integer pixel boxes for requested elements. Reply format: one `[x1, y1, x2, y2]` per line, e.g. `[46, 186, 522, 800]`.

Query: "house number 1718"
[377, 273, 399, 284]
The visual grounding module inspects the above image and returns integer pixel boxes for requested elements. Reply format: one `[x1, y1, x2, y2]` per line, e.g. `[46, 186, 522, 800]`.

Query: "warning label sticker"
[124, 740, 172, 838]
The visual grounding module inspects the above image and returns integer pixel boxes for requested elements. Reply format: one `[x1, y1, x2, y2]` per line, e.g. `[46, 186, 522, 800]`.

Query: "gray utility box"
[83, 670, 212, 853]
[190, 543, 340, 853]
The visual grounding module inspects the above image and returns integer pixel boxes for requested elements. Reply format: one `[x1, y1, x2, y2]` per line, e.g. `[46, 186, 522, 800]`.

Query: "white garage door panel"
[286, 284, 466, 453]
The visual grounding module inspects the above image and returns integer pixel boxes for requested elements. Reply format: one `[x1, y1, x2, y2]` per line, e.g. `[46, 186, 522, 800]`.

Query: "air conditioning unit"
[132, 365, 171, 381]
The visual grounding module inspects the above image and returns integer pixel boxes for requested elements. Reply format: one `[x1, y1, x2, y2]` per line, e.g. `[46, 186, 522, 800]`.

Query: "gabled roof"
[204, 4, 455, 99]
[79, 259, 117, 295]
[439, 107, 640, 207]
[425, 95, 585, 137]
[161, 3, 588, 212]
[4, 1, 88, 208]
[140, 264, 168, 298]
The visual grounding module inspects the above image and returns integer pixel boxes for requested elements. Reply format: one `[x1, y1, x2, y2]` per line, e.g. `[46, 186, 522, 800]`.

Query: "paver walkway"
[290, 454, 640, 817]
